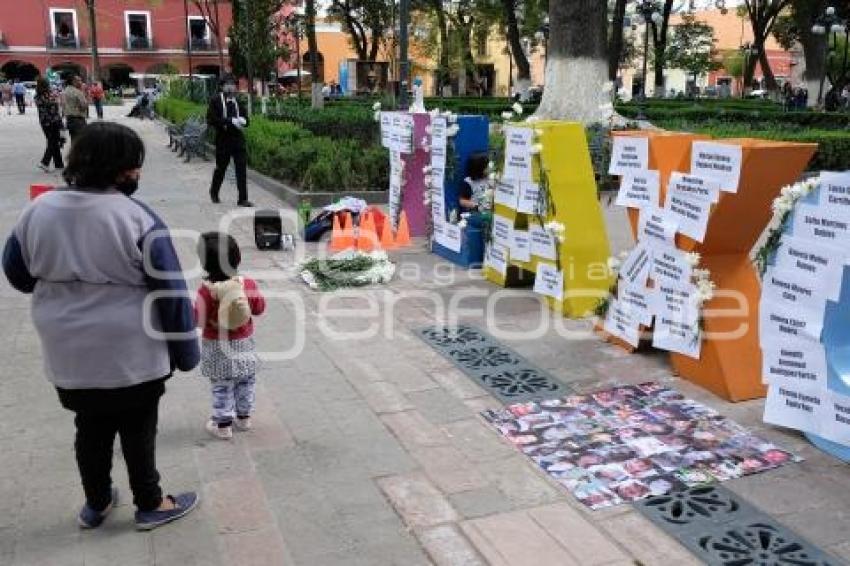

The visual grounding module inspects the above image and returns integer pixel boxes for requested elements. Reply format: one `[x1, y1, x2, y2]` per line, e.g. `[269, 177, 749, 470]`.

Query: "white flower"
[512, 102, 524, 115]
[429, 108, 441, 118]
[618, 250, 630, 260]
[424, 176, 433, 187]
[801, 180, 818, 195]
[684, 252, 701, 267]
[767, 212, 784, 231]
[423, 194, 432, 205]
[501, 111, 514, 121]
[448, 113, 458, 123]
[458, 219, 468, 229]
[425, 126, 433, 135]
[421, 144, 431, 153]
[544, 221, 565, 239]
[607, 256, 622, 272]
[488, 172, 497, 182]
[780, 185, 793, 199]
[487, 160, 495, 171]
[372, 102, 382, 111]
[772, 195, 793, 214]
[530, 144, 544, 155]
[422, 165, 432, 174]
[789, 185, 803, 199]
[373, 111, 381, 122]
[446, 125, 460, 137]
[482, 188, 494, 201]
[525, 116, 541, 123]
[693, 268, 711, 281]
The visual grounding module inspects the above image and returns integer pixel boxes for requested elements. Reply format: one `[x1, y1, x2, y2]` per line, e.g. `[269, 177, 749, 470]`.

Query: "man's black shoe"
[237, 200, 254, 208]
[210, 194, 221, 204]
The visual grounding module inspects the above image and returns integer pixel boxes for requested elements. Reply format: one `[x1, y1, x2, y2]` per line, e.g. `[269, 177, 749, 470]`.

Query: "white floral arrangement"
[300, 250, 396, 291]
[372, 101, 382, 122]
[755, 177, 819, 276]
[544, 221, 566, 243]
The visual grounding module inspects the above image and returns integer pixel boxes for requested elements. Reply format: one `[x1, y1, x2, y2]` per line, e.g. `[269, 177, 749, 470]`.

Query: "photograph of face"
[483, 383, 800, 510]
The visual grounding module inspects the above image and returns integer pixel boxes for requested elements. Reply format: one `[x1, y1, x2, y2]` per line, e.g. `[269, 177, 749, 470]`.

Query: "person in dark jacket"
[207, 74, 252, 207]
[34, 78, 65, 172]
[2, 122, 200, 531]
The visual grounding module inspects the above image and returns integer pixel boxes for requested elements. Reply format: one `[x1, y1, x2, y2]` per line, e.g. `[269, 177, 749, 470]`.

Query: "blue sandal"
[134, 492, 199, 531]
[78, 486, 119, 529]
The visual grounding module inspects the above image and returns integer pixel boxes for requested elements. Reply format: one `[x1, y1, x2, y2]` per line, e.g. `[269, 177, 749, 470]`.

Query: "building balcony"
[189, 37, 217, 51]
[48, 34, 84, 50]
[127, 36, 155, 50]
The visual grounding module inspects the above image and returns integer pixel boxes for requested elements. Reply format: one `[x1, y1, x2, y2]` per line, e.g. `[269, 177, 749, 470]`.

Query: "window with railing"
[50, 8, 79, 48]
[126, 11, 152, 50]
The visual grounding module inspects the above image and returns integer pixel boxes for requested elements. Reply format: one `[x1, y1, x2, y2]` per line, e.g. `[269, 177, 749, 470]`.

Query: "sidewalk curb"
[156, 116, 387, 208]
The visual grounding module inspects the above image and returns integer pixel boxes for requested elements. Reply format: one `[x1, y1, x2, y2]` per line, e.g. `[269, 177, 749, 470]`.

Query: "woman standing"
[35, 78, 64, 173]
[3, 122, 200, 531]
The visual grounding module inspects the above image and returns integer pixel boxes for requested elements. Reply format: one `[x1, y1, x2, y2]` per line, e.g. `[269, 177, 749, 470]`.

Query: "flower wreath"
[754, 177, 819, 277]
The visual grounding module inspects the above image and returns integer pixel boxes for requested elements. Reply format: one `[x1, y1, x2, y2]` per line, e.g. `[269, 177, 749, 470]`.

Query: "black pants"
[93, 99, 103, 119]
[57, 377, 168, 512]
[15, 93, 25, 114]
[66, 116, 86, 142]
[41, 125, 64, 169]
[210, 136, 248, 203]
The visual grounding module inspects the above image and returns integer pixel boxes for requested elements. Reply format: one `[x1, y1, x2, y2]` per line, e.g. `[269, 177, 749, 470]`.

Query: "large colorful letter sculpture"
[485, 121, 612, 318]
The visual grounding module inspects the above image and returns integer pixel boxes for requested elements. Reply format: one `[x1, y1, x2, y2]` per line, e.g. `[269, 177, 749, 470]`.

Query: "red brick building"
[0, 0, 233, 85]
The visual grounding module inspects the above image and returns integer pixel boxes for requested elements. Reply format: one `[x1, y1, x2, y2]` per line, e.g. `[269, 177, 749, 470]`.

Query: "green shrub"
[155, 97, 388, 192]
[267, 101, 378, 143]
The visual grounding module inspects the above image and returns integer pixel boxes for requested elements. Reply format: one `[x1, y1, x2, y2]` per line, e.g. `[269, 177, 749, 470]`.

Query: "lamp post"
[633, 0, 662, 120]
[812, 6, 848, 108]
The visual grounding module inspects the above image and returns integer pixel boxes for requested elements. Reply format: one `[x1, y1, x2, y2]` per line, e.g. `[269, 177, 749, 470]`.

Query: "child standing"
[195, 232, 266, 440]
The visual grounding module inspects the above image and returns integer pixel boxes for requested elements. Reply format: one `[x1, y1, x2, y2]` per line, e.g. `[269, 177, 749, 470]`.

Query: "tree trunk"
[651, 0, 674, 97]
[608, 0, 627, 82]
[503, 0, 532, 100]
[434, 2, 451, 95]
[535, 0, 612, 124]
[794, 0, 827, 106]
[214, 1, 225, 73]
[305, 0, 323, 108]
[757, 46, 778, 91]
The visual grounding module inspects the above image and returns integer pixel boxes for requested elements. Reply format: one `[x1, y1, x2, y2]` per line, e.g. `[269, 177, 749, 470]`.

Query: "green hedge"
[156, 97, 388, 192]
[618, 104, 850, 129]
[267, 102, 379, 142]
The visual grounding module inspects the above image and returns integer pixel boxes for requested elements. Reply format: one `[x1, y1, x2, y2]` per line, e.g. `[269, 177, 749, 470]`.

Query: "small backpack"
[207, 277, 251, 331]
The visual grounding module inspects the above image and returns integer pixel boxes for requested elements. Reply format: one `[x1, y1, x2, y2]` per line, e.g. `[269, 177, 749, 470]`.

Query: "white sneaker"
[234, 417, 252, 431]
[205, 419, 233, 440]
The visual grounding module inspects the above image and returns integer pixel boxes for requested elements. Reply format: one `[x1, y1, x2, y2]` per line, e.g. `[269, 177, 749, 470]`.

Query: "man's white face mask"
[223, 83, 237, 95]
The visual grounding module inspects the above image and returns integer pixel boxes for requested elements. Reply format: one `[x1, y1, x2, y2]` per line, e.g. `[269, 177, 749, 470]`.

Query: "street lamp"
[812, 5, 848, 108]
[633, 0, 663, 120]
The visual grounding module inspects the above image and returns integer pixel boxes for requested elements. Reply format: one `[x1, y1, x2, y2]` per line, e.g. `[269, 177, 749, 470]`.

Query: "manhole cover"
[416, 324, 570, 404]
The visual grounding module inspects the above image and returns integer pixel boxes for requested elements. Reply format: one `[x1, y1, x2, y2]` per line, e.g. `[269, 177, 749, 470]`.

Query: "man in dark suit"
[207, 74, 252, 207]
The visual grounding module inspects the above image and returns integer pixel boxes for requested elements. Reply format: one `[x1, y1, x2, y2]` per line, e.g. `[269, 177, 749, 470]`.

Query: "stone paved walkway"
[0, 103, 848, 566]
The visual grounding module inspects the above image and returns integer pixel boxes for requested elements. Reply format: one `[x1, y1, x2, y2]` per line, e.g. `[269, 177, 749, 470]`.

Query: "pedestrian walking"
[195, 232, 266, 440]
[2, 122, 200, 531]
[90, 80, 105, 119]
[12, 79, 26, 114]
[34, 78, 65, 173]
[0, 81, 13, 115]
[207, 74, 253, 207]
[62, 75, 88, 142]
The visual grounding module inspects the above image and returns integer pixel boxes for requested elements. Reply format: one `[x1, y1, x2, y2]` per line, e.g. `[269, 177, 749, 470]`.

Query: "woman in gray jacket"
[3, 122, 200, 531]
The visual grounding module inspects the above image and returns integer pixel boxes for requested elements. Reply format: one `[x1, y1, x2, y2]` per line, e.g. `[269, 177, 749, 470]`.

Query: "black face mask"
[115, 178, 139, 196]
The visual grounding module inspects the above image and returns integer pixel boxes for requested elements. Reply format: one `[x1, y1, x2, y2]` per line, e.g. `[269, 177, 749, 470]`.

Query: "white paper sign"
[503, 126, 534, 181]
[690, 141, 742, 193]
[603, 298, 641, 347]
[485, 244, 509, 276]
[511, 230, 531, 263]
[668, 172, 721, 204]
[618, 283, 654, 327]
[761, 340, 827, 388]
[652, 282, 699, 322]
[651, 247, 693, 286]
[380, 113, 392, 148]
[774, 235, 845, 302]
[664, 191, 712, 243]
[759, 298, 823, 344]
[638, 208, 678, 249]
[386, 113, 414, 154]
[430, 116, 448, 167]
[824, 391, 850, 446]
[492, 214, 514, 248]
[791, 204, 850, 248]
[517, 181, 541, 214]
[620, 245, 653, 287]
[615, 170, 660, 209]
[761, 266, 829, 316]
[388, 151, 403, 226]
[819, 171, 850, 214]
[529, 224, 557, 260]
[653, 314, 702, 359]
[441, 223, 463, 253]
[495, 179, 520, 209]
[533, 263, 564, 301]
[609, 136, 649, 176]
[764, 382, 826, 435]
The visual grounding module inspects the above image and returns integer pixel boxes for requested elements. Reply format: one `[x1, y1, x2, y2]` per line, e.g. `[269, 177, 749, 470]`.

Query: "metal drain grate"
[416, 325, 570, 404]
[636, 484, 841, 565]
